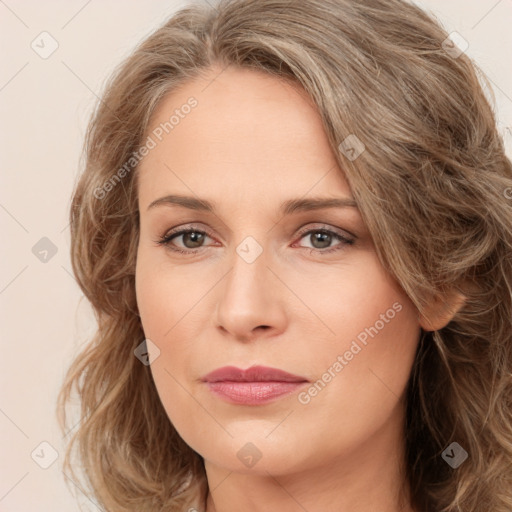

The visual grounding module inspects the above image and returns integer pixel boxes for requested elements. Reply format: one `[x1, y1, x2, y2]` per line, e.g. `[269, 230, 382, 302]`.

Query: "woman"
[57, 0, 512, 511]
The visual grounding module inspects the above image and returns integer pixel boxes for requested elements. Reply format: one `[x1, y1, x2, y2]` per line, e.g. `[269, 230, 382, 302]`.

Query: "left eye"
[295, 229, 354, 253]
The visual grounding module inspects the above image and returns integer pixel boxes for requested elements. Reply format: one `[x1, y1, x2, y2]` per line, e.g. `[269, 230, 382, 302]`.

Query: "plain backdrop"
[1, 1, 511, 511]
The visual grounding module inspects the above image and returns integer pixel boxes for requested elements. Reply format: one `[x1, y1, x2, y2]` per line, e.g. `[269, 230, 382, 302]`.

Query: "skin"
[135, 65, 461, 512]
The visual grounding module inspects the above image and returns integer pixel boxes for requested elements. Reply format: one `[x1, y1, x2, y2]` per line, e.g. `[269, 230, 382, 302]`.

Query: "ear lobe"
[418, 290, 467, 332]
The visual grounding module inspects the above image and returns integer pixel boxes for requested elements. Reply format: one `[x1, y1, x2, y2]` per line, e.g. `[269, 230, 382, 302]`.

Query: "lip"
[201, 365, 308, 383]
[201, 365, 309, 405]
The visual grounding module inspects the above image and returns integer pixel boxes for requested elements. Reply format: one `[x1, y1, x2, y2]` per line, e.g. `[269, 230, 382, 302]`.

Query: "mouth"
[201, 365, 309, 405]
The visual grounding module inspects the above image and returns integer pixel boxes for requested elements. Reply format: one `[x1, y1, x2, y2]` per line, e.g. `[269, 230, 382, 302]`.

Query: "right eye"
[156, 226, 217, 254]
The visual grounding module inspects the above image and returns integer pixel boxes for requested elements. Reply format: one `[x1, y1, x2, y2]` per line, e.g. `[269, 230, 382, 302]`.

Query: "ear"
[418, 289, 467, 332]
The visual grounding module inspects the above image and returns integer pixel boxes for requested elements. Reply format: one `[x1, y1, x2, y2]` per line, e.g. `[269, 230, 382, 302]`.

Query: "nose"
[214, 241, 287, 342]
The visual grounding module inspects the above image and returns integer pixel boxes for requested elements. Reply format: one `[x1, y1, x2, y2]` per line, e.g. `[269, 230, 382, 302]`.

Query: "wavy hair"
[57, 0, 512, 510]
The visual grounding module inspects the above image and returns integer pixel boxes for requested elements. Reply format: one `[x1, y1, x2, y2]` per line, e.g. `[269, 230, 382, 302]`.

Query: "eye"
[156, 226, 216, 254]
[294, 226, 354, 254]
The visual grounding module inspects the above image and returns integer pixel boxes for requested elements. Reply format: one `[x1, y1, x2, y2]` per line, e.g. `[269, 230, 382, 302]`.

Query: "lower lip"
[205, 381, 308, 405]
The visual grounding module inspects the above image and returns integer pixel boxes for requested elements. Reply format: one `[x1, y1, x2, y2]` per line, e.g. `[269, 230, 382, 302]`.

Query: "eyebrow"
[147, 194, 358, 215]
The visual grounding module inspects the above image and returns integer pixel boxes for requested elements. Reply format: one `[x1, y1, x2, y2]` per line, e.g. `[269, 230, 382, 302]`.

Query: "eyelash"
[155, 224, 355, 256]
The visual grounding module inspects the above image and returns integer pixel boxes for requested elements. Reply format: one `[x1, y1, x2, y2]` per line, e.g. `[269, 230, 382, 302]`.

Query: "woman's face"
[135, 66, 422, 476]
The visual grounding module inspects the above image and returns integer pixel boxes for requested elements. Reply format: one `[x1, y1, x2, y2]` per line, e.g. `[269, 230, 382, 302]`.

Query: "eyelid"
[161, 223, 214, 239]
[294, 223, 356, 241]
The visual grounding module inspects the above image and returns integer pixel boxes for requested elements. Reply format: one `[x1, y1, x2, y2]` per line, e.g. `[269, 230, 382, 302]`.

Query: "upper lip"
[201, 365, 309, 383]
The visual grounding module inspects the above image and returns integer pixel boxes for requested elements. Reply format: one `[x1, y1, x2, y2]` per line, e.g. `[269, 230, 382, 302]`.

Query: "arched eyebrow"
[146, 194, 358, 214]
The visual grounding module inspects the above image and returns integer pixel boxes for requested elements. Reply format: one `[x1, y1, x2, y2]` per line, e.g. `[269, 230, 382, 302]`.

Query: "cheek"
[298, 305, 420, 463]
[290, 251, 421, 421]
[135, 245, 211, 339]
[285, 250, 418, 349]
[135, 253, 204, 449]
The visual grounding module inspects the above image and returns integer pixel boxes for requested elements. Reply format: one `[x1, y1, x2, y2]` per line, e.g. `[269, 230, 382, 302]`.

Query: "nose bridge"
[214, 234, 285, 339]
[223, 235, 271, 308]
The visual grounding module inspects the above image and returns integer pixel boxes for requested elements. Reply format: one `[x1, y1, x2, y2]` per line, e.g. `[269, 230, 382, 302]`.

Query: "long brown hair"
[57, 0, 512, 510]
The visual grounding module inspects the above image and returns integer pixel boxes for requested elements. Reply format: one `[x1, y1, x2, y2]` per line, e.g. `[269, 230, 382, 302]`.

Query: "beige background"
[1, 1, 511, 511]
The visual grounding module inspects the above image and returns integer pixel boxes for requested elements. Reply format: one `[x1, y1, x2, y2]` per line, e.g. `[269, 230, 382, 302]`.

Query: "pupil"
[184, 232, 204, 248]
[312, 232, 330, 249]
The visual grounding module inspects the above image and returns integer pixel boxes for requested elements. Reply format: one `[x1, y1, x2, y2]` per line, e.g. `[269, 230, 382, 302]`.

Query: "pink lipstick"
[201, 365, 309, 405]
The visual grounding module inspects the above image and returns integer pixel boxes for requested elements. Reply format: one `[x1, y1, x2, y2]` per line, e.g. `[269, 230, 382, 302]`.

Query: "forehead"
[137, 66, 352, 206]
